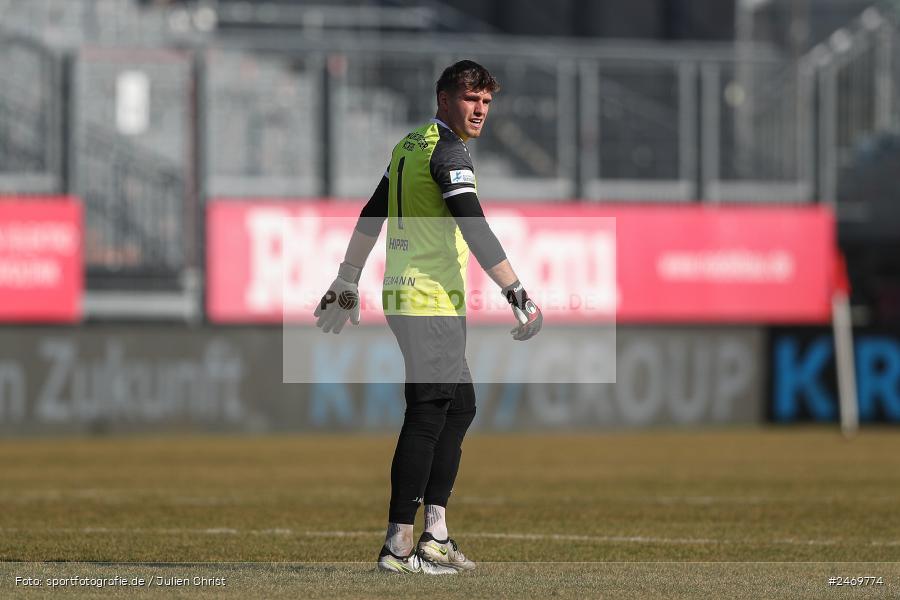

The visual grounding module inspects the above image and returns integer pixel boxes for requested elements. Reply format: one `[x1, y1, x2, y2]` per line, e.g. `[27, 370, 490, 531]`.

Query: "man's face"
[439, 87, 492, 141]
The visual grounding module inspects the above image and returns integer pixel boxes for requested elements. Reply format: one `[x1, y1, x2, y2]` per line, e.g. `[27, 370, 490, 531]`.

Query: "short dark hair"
[435, 60, 500, 99]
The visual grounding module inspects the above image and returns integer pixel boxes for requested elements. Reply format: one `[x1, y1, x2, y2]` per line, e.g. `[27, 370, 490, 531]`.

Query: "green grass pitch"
[1, 429, 899, 598]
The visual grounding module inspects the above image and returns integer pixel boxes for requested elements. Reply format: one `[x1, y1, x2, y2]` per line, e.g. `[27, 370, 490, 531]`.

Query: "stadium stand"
[0, 0, 897, 318]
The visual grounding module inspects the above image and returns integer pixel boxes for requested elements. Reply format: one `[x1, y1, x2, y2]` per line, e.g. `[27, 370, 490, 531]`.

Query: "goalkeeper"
[314, 60, 542, 575]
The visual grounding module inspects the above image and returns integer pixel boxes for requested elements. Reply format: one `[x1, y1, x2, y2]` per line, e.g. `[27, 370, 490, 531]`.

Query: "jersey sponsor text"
[383, 275, 417, 286]
[449, 169, 476, 185]
[388, 237, 409, 251]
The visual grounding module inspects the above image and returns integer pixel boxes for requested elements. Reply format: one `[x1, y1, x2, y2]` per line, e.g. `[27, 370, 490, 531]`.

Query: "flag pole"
[831, 251, 858, 439]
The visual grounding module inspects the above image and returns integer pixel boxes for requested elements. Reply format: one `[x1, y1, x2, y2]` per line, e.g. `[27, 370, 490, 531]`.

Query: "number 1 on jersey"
[396, 157, 405, 229]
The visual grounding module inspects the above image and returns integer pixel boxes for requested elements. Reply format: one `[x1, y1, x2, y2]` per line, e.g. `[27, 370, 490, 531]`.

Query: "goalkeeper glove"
[314, 262, 361, 334]
[501, 280, 543, 341]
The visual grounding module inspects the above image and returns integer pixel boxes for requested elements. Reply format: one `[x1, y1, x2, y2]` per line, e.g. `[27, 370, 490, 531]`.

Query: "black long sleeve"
[355, 175, 389, 236]
[444, 191, 507, 269]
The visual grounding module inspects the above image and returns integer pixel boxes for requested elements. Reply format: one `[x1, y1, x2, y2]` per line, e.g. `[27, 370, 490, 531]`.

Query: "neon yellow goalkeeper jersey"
[382, 118, 477, 317]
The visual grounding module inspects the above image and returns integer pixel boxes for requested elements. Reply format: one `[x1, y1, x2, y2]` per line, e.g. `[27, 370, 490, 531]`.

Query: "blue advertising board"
[771, 329, 900, 422]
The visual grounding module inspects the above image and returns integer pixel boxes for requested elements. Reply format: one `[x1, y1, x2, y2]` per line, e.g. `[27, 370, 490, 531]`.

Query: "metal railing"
[2, 9, 826, 208]
[206, 48, 323, 197]
[328, 51, 578, 200]
[235, 32, 796, 203]
[72, 46, 197, 289]
[701, 58, 814, 202]
[77, 123, 188, 279]
[0, 34, 64, 194]
[816, 7, 898, 206]
[580, 60, 695, 201]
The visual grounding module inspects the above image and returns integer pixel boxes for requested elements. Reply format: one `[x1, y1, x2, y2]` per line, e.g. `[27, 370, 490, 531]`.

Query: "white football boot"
[416, 532, 477, 572]
[377, 545, 422, 574]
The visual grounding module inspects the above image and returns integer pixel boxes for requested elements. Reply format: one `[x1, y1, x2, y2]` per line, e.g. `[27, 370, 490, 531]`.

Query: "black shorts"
[386, 315, 472, 403]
